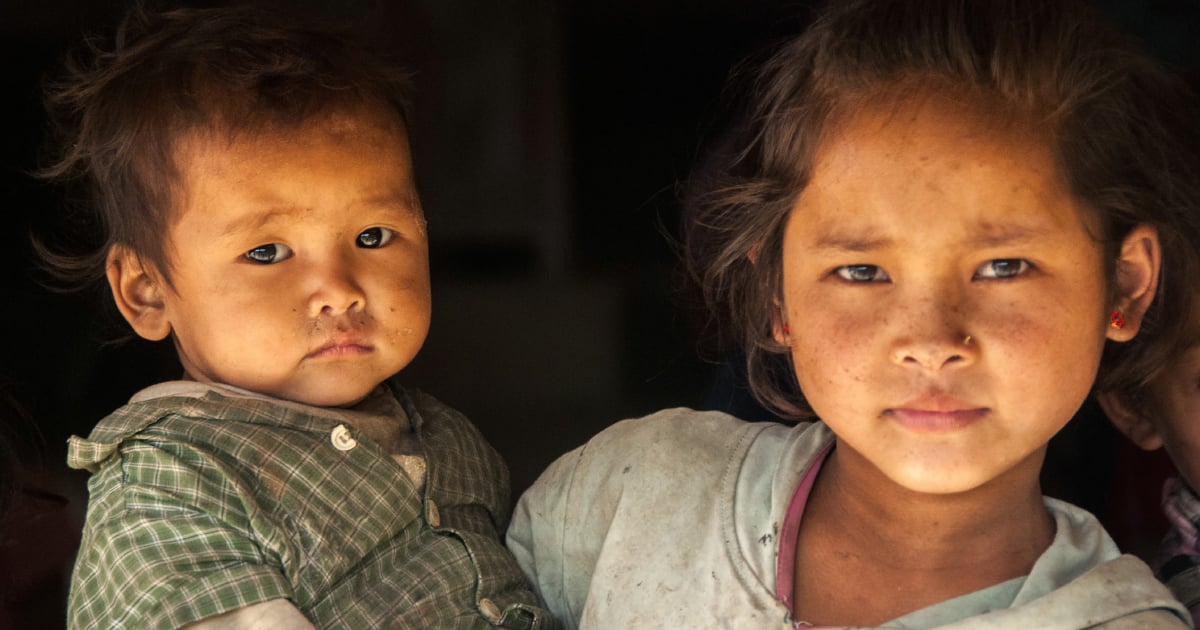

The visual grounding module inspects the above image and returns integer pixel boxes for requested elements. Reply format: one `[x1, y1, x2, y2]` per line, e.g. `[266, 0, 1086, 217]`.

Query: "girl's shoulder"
[567, 408, 826, 478]
[512, 407, 830, 544]
[508, 410, 833, 627]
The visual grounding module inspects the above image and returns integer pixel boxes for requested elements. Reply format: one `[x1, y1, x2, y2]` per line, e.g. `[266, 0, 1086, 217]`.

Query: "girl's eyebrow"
[965, 224, 1045, 248]
[811, 232, 891, 253]
[809, 221, 892, 252]
[810, 222, 1051, 253]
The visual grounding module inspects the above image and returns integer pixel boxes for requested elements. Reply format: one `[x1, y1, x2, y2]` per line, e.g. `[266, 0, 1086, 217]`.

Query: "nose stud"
[962, 335, 973, 346]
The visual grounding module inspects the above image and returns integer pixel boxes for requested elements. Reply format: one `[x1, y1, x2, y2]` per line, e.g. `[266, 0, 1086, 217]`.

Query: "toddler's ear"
[1107, 224, 1161, 342]
[1096, 391, 1164, 451]
[106, 245, 171, 341]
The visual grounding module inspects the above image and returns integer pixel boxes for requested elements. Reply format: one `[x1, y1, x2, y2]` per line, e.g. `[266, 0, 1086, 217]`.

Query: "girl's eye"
[357, 227, 395, 249]
[835, 265, 890, 283]
[975, 259, 1030, 279]
[244, 243, 293, 264]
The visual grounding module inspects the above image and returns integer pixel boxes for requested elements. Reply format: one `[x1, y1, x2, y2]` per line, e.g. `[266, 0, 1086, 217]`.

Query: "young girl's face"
[778, 93, 1122, 495]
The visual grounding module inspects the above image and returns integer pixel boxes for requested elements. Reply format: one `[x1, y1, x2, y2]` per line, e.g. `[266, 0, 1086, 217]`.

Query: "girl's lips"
[885, 393, 988, 431]
[885, 407, 989, 432]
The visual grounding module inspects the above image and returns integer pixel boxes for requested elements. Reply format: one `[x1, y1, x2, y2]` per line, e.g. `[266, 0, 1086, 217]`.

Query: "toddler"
[508, 0, 1200, 627]
[42, 6, 556, 629]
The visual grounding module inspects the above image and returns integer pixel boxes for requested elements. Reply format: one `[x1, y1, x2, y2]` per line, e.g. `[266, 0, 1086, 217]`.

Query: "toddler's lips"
[306, 339, 374, 359]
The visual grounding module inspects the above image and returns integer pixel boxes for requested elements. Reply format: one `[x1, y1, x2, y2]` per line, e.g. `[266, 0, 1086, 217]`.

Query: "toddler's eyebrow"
[217, 195, 420, 238]
[218, 207, 299, 238]
[361, 193, 422, 216]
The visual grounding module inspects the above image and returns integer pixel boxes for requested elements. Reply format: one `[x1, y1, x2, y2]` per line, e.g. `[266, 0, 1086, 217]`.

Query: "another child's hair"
[685, 0, 1200, 419]
[38, 4, 414, 291]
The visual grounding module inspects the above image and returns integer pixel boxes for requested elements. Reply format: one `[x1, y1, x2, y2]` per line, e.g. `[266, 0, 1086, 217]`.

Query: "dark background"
[0, 1, 1196, 627]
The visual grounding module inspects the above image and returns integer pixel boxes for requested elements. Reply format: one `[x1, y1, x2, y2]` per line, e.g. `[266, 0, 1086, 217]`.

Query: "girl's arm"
[183, 600, 316, 630]
[508, 446, 593, 630]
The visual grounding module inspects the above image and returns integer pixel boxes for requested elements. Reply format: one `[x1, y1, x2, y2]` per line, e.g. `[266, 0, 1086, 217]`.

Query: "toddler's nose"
[307, 262, 366, 317]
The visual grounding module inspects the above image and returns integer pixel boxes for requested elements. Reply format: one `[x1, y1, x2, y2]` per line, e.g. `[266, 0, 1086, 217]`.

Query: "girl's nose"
[890, 333, 974, 371]
[887, 294, 976, 372]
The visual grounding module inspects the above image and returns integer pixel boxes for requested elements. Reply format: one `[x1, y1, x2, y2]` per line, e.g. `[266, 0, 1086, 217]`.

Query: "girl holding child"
[508, 0, 1200, 627]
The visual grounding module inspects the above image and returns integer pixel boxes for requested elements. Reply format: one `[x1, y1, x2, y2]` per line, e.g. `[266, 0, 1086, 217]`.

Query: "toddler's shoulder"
[391, 386, 499, 455]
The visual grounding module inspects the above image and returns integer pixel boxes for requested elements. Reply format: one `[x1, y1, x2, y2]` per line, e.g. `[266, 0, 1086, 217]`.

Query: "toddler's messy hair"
[685, 0, 1200, 419]
[38, 4, 414, 293]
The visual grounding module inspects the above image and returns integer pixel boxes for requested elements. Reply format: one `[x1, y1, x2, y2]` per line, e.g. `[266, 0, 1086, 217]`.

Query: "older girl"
[509, 0, 1200, 627]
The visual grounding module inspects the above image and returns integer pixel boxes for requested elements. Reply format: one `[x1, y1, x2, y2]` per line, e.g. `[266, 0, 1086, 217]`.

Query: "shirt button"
[426, 498, 441, 528]
[330, 424, 357, 451]
[479, 597, 502, 623]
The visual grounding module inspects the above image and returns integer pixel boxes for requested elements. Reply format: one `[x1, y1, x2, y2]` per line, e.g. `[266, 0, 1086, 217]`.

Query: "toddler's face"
[776, 93, 1146, 496]
[135, 108, 431, 406]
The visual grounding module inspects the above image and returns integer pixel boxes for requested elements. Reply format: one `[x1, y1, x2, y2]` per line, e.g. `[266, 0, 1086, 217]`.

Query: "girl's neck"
[791, 443, 1055, 626]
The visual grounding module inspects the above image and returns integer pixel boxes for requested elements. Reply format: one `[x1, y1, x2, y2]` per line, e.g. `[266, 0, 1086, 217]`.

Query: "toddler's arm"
[69, 442, 298, 628]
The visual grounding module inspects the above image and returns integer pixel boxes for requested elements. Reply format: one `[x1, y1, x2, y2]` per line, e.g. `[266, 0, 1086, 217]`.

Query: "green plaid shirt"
[67, 383, 557, 629]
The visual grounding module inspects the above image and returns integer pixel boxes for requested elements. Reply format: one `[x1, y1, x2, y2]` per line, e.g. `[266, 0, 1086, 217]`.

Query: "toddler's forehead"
[186, 104, 406, 152]
[169, 106, 410, 192]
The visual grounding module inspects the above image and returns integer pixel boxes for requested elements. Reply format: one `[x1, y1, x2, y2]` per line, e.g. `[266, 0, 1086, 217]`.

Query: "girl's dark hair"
[685, 0, 1200, 419]
[38, 4, 414, 290]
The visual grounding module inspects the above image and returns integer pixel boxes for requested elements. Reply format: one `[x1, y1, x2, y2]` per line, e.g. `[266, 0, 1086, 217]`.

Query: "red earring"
[783, 323, 790, 335]
[1110, 310, 1126, 329]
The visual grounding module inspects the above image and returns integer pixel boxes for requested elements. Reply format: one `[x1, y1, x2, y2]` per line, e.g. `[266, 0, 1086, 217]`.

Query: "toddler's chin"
[291, 386, 378, 409]
[245, 378, 382, 409]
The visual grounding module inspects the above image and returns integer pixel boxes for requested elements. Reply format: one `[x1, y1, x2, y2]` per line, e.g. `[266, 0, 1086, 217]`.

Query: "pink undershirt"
[775, 443, 835, 627]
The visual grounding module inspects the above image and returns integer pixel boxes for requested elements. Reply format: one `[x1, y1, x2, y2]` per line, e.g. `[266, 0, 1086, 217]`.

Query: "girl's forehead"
[809, 93, 1066, 199]
[821, 89, 1046, 160]
[793, 91, 1096, 243]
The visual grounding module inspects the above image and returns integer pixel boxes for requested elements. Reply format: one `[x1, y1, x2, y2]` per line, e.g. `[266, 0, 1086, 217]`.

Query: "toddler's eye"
[835, 265, 890, 282]
[357, 227, 395, 249]
[244, 243, 293, 264]
[975, 259, 1029, 279]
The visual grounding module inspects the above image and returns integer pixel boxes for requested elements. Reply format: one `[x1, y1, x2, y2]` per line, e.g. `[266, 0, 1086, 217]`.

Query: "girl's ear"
[1107, 224, 1161, 342]
[1095, 391, 1164, 451]
[748, 243, 791, 347]
[106, 245, 172, 341]
[771, 310, 789, 346]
